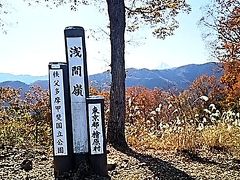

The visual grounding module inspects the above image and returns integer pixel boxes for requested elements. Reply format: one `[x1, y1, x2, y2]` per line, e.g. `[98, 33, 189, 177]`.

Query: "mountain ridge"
[0, 62, 222, 91]
[0, 73, 48, 84]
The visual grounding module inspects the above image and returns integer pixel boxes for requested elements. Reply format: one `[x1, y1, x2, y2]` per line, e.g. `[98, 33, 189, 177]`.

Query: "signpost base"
[53, 156, 73, 178]
[74, 154, 90, 175]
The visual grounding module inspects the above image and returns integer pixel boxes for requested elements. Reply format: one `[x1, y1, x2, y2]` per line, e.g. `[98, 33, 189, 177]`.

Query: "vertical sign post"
[49, 26, 108, 178]
[64, 27, 89, 166]
[87, 96, 108, 176]
[49, 62, 73, 177]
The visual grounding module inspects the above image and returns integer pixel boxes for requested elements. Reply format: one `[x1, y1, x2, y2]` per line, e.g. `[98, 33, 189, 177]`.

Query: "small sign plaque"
[88, 103, 104, 155]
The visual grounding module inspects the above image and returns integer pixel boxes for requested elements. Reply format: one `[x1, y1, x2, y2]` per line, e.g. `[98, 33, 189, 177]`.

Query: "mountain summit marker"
[49, 26, 107, 178]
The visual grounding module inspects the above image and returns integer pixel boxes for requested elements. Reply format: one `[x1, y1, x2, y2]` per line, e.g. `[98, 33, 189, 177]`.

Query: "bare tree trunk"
[106, 0, 128, 149]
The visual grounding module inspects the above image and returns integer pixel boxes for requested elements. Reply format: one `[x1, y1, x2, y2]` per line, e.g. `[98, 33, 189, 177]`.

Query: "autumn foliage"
[0, 86, 51, 148]
[219, 1, 240, 110]
[90, 74, 239, 155]
[201, 0, 240, 111]
[0, 71, 240, 157]
[123, 78, 240, 156]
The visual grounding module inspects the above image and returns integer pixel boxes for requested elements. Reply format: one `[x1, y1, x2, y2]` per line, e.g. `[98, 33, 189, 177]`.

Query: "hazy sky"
[0, 0, 211, 76]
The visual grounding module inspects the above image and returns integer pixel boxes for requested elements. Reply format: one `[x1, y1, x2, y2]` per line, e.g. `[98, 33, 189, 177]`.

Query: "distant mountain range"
[0, 62, 222, 92]
[0, 73, 48, 84]
[90, 62, 222, 90]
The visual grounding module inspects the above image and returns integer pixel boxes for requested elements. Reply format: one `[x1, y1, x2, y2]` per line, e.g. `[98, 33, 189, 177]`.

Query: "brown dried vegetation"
[1, 74, 240, 158]
[0, 86, 51, 148]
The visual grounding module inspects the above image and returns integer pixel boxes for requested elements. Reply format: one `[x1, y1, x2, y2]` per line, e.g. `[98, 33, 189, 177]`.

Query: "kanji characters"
[72, 84, 83, 96]
[69, 46, 82, 58]
[90, 105, 103, 154]
[50, 68, 67, 156]
[72, 66, 82, 76]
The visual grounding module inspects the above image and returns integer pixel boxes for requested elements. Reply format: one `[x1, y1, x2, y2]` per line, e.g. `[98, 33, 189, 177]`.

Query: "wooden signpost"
[64, 26, 89, 155]
[49, 62, 73, 177]
[64, 27, 89, 171]
[49, 26, 107, 178]
[87, 97, 108, 176]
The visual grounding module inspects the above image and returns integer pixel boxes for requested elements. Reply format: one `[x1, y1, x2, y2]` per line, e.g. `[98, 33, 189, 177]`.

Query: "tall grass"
[0, 84, 239, 158]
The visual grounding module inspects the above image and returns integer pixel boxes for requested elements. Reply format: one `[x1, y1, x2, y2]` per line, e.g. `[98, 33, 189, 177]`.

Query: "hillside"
[0, 62, 222, 91]
[0, 81, 30, 92]
[89, 62, 222, 90]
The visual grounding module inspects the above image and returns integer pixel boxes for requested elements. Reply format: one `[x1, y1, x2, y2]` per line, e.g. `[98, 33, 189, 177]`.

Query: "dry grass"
[127, 122, 240, 158]
[0, 118, 52, 148]
[0, 119, 27, 145]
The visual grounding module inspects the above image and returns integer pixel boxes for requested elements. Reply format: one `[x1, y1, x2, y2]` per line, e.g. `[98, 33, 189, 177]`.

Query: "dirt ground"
[0, 144, 240, 179]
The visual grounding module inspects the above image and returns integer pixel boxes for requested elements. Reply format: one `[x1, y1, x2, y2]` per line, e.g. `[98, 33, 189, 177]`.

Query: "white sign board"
[88, 103, 104, 155]
[49, 69, 68, 156]
[66, 37, 88, 153]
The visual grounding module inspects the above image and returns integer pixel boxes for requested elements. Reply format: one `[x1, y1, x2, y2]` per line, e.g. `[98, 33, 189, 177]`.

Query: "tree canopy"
[201, 0, 240, 109]
[20, 0, 190, 39]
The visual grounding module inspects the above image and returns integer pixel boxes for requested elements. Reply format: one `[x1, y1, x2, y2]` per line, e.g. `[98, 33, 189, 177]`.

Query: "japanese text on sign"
[50, 69, 68, 156]
[67, 37, 88, 153]
[67, 37, 86, 101]
[88, 104, 104, 155]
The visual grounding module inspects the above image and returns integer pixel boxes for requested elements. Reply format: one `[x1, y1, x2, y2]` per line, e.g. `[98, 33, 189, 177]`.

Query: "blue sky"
[0, 0, 211, 76]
